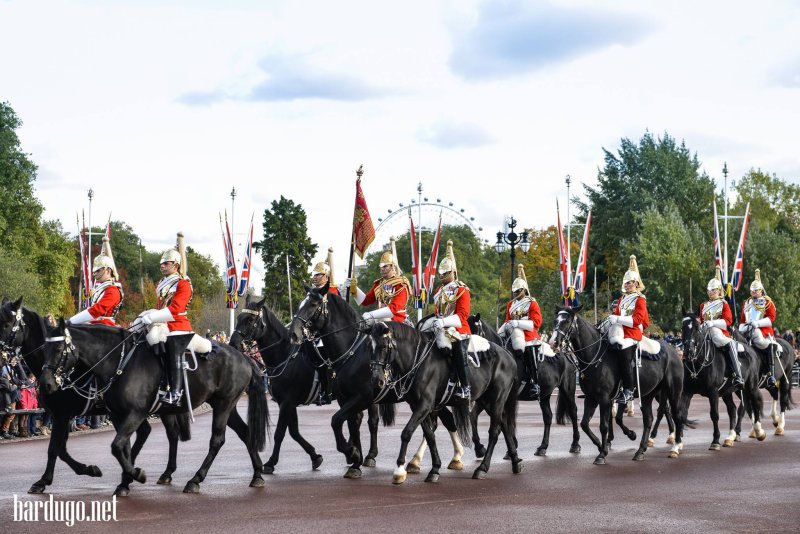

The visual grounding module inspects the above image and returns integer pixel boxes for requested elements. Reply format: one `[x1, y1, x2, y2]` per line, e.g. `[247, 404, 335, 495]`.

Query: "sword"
[635, 344, 642, 410]
[182, 358, 194, 423]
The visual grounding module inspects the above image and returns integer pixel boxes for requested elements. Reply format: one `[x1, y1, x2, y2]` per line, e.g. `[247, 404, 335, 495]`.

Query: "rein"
[554, 312, 608, 373]
[682, 321, 717, 379]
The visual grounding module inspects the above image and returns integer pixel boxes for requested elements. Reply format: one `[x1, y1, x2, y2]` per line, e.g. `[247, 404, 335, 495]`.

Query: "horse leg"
[184, 404, 233, 494]
[708, 392, 722, 451]
[536, 394, 553, 456]
[580, 397, 602, 450]
[433, 408, 465, 470]
[473, 409, 503, 480]
[633, 396, 654, 461]
[667, 389, 684, 459]
[225, 407, 266, 488]
[129, 419, 152, 465]
[407, 436, 427, 474]
[421, 418, 443, 483]
[594, 401, 611, 465]
[286, 406, 323, 470]
[472, 405, 487, 458]
[568, 393, 581, 454]
[363, 404, 379, 468]
[28, 415, 73, 493]
[648, 399, 665, 446]
[614, 401, 637, 442]
[775, 376, 789, 435]
[665, 402, 676, 445]
[263, 402, 290, 474]
[157, 416, 179, 484]
[330, 398, 363, 470]
[110, 415, 148, 497]
[722, 394, 739, 447]
[393, 407, 432, 485]
[342, 413, 364, 478]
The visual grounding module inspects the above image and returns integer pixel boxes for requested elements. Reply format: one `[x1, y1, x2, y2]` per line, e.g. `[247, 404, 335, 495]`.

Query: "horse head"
[288, 283, 330, 346]
[40, 319, 78, 395]
[0, 296, 27, 350]
[370, 322, 397, 388]
[467, 313, 484, 337]
[230, 296, 268, 351]
[552, 304, 584, 351]
[680, 311, 702, 360]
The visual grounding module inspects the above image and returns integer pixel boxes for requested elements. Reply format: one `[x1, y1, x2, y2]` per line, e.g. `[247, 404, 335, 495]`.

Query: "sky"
[2, 0, 799, 293]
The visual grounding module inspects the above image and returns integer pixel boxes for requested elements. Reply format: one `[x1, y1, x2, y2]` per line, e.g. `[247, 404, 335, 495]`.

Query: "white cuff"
[147, 308, 175, 323]
[708, 319, 727, 329]
[441, 315, 462, 329]
[755, 318, 772, 328]
[352, 287, 366, 305]
[364, 307, 393, 321]
[69, 309, 95, 325]
[516, 320, 534, 331]
[617, 316, 634, 328]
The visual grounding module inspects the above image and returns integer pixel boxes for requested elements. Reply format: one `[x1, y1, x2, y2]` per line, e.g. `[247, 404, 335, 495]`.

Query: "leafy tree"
[255, 196, 317, 316]
[732, 169, 800, 237]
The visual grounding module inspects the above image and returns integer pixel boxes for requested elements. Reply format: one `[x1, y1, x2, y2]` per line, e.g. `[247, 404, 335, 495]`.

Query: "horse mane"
[261, 304, 290, 343]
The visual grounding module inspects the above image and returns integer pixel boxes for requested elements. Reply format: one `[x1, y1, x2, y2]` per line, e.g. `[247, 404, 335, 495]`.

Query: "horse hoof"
[28, 484, 46, 494]
[734, 434, 741, 442]
[593, 457, 606, 466]
[343, 467, 362, 479]
[632, 452, 645, 461]
[406, 463, 421, 474]
[775, 427, 785, 436]
[425, 472, 440, 483]
[627, 431, 637, 441]
[503, 452, 511, 460]
[665, 436, 675, 445]
[534, 448, 547, 457]
[132, 468, 146, 484]
[474, 444, 487, 458]
[312, 455, 324, 470]
[646, 438, 654, 448]
[86, 465, 103, 477]
[722, 439, 734, 448]
[772, 418, 780, 428]
[114, 486, 130, 497]
[392, 473, 406, 485]
[183, 482, 200, 494]
[748, 430, 756, 439]
[472, 469, 487, 480]
[249, 477, 266, 488]
[709, 443, 721, 451]
[447, 460, 464, 471]
[157, 475, 172, 485]
[667, 451, 679, 459]
[363, 458, 376, 468]
[512, 460, 524, 474]
[757, 431, 766, 442]
[262, 464, 275, 475]
[569, 444, 581, 454]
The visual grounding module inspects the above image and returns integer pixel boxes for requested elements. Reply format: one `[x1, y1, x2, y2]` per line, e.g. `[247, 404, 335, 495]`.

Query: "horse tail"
[556, 382, 574, 425]
[246, 364, 270, 452]
[503, 377, 519, 438]
[453, 402, 472, 448]
[379, 403, 396, 427]
[177, 412, 192, 441]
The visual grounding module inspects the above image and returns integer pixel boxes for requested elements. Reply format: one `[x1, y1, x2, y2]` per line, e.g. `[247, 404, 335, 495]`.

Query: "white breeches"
[738, 324, 771, 349]
[708, 327, 732, 348]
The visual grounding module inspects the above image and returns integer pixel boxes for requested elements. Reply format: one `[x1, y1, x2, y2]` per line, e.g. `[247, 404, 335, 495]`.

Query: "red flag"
[220, 213, 238, 309]
[237, 216, 254, 297]
[408, 209, 422, 307]
[573, 210, 591, 293]
[730, 203, 750, 291]
[353, 177, 375, 259]
[556, 202, 570, 299]
[423, 212, 443, 298]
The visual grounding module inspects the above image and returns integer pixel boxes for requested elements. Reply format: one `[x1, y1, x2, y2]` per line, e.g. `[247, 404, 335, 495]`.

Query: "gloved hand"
[361, 311, 375, 326]
[142, 313, 154, 326]
[342, 278, 353, 289]
[434, 318, 445, 330]
[608, 315, 618, 324]
[130, 317, 146, 333]
[509, 320, 519, 329]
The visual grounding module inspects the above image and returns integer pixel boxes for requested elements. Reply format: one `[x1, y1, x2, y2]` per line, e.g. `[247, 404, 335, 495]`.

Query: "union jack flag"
[220, 213, 238, 309]
[237, 217, 254, 297]
[730, 203, 750, 291]
[573, 210, 591, 294]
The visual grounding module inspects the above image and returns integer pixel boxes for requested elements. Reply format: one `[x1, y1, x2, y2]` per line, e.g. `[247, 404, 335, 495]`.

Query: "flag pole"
[346, 165, 364, 303]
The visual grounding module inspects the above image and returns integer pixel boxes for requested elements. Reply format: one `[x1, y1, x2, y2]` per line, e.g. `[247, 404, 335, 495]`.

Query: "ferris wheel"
[369, 183, 487, 254]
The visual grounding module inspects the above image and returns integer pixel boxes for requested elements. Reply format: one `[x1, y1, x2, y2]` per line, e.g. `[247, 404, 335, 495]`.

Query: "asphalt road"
[1, 391, 798, 533]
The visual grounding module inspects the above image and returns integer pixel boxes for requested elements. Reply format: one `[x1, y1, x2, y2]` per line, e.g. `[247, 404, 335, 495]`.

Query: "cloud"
[449, 0, 652, 80]
[417, 120, 494, 149]
[179, 55, 385, 105]
[770, 57, 800, 88]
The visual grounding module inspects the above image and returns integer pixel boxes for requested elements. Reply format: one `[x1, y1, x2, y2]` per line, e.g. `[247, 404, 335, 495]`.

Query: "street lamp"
[495, 216, 530, 286]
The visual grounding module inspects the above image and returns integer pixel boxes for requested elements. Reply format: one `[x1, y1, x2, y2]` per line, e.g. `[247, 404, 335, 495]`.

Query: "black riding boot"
[524, 346, 540, 399]
[453, 338, 471, 400]
[163, 334, 193, 405]
[317, 368, 331, 405]
[616, 346, 635, 405]
[726, 342, 745, 389]
[766, 343, 777, 388]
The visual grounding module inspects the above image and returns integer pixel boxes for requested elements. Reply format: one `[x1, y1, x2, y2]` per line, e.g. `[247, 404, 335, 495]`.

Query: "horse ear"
[303, 284, 312, 294]
[13, 296, 23, 310]
[574, 304, 584, 313]
[58, 317, 66, 330]
[257, 296, 266, 308]
[1, 297, 9, 306]
[475, 312, 481, 321]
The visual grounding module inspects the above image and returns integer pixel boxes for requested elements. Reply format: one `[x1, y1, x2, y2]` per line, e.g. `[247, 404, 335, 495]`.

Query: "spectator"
[783, 330, 794, 349]
[18, 373, 38, 438]
[1, 355, 25, 439]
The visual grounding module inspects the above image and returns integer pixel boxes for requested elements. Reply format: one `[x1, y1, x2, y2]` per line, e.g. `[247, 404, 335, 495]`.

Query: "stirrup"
[766, 375, 777, 388]
[161, 390, 183, 405]
[616, 389, 633, 405]
[455, 385, 471, 399]
[529, 382, 540, 399]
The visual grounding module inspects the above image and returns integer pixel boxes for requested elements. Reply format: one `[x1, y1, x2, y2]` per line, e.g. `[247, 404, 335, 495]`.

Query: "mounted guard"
[699, 266, 744, 388]
[344, 236, 412, 325]
[427, 240, 472, 400]
[737, 269, 779, 388]
[607, 255, 649, 405]
[309, 247, 339, 404]
[499, 264, 543, 399]
[68, 236, 124, 326]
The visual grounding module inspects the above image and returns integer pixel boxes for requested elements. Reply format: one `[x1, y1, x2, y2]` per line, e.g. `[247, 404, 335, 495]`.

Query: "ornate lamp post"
[495, 216, 530, 286]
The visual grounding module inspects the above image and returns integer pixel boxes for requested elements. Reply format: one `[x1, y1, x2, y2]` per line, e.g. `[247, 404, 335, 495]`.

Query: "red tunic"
[740, 297, 776, 338]
[362, 279, 409, 322]
[157, 277, 194, 332]
[434, 282, 471, 336]
[505, 298, 542, 342]
[614, 294, 649, 341]
[699, 299, 732, 338]
[328, 286, 340, 297]
[87, 284, 122, 326]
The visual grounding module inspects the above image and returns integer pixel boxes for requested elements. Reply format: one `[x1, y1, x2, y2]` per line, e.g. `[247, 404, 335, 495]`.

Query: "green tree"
[255, 196, 317, 316]
[732, 169, 800, 237]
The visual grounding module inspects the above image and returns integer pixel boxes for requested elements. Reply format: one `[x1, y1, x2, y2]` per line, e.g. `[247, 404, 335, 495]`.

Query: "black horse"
[681, 312, 764, 449]
[733, 329, 796, 437]
[551, 305, 685, 464]
[39, 320, 269, 495]
[467, 313, 581, 456]
[0, 297, 188, 495]
[287, 283, 522, 483]
[230, 296, 389, 473]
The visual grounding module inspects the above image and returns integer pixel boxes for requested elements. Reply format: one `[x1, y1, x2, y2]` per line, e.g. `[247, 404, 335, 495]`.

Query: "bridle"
[0, 307, 27, 353]
[552, 310, 607, 373]
[681, 315, 717, 378]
